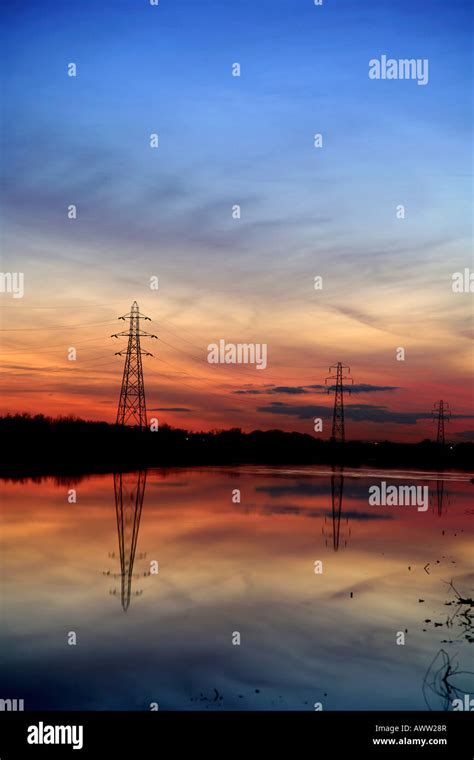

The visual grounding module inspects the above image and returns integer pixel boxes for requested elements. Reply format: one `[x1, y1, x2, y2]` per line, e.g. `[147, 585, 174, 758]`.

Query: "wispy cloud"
[150, 407, 192, 413]
[455, 430, 474, 440]
[234, 384, 400, 396]
[257, 402, 474, 425]
[307, 384, 400, 394]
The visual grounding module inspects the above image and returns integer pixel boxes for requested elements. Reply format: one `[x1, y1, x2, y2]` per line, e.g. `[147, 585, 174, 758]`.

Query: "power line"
[0, 336, 109, 355]
[155, 356, 236, 404]
[158, 319, 327, 374]
[0, 319, 117, 332]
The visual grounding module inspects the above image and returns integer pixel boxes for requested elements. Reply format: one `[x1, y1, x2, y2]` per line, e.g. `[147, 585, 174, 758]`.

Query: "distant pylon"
[435, 478, 445, 516]
[331, 471, 343, 551]
[432, 400, 451, 445]
[112, 301, 157, 429]
[325, 362, 353, 443]
[323, 467, 351, 551]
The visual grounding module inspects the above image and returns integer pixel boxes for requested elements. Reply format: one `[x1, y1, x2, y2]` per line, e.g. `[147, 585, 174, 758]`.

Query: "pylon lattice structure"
[434, 478, 447, 517]
[114, 471, 147, 612]
[112, 301, 157, 429]
[432, 400, 451, 445]
[322, 467, 351, 551]
[325, 362, 353, 443]
[330, 470, 344, 551]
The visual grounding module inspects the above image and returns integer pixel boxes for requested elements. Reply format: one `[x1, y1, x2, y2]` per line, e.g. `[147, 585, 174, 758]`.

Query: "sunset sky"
[1, 0, 472, 442]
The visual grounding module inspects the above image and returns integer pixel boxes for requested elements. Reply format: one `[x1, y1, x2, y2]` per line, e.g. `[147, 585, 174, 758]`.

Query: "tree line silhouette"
[0, 414, 472, 477]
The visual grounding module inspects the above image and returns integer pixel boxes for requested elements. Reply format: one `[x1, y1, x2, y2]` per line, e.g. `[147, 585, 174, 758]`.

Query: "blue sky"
[1, 0, 472, 439]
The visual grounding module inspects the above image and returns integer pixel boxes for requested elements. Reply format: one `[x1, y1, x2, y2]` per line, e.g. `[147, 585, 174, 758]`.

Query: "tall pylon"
[325, 362, 353, 443]
[112, 301, 157, 429]
[114, 471, 147, 612]
[432, 400, 451, 445]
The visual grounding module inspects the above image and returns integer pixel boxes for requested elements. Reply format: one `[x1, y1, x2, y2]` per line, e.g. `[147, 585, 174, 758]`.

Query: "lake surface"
[0, 466, 473, 711]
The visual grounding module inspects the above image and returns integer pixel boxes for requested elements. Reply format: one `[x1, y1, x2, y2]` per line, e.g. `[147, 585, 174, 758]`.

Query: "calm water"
[0, 466, 473, 711]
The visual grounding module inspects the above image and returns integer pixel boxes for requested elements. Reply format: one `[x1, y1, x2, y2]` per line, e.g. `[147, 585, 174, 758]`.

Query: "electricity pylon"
[322, 466, 351, 551]
[434, 478, 448, 517]
[325, 362, 353, 443]
[112, 301, 157, 429]
[330, 469, 344, 551]
[114, 471, 147, 612]
[432, 400, 451, 445]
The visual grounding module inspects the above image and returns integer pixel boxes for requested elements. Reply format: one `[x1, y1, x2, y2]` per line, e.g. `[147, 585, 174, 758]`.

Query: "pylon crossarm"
[111, 330, 157, 338]
[118, 312, 152, 321]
